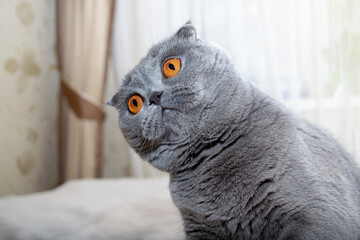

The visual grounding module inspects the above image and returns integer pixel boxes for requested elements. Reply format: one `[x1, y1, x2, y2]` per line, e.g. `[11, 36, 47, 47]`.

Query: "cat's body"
[109, 23, 360, 239]
[170, 84, 360, 239]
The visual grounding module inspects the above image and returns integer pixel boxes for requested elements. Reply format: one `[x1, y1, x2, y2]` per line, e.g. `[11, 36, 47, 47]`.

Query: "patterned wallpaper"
[0, 0, 59, 196]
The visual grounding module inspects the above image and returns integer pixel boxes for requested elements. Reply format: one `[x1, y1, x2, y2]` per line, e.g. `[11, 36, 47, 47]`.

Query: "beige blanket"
[0, 178, 184, 240]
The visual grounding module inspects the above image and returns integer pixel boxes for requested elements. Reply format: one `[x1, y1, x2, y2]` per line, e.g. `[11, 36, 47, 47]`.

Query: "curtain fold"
[57, 0, 115, 182]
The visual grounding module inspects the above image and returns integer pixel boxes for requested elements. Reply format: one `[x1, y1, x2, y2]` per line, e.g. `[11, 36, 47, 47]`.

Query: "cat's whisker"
[137, 136, 147, 154]
[150, 140, 154, 155]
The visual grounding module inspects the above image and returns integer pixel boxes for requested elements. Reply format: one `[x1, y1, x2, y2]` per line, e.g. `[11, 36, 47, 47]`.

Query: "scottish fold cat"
[109, 23, 360, 239]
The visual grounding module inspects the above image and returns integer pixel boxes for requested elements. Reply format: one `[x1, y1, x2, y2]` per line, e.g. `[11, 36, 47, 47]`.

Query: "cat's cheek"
[118, 113, 143, 145]
[162, 110, 185, 134]
[162, 109, 177, 122]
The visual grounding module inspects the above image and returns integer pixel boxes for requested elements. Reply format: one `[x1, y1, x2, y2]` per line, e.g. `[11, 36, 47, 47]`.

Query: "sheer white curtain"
[104, 0, 360, 177]
[223, 0, 360, 162]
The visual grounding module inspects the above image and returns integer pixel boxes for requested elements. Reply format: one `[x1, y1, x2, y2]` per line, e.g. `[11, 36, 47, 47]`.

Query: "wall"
[0, 0, 59, 196]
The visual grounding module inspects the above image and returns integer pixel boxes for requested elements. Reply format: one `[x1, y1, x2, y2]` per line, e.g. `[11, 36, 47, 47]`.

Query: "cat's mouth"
[160, 100, 179, 112]
[162, 106, 176, 110]
[141, 105, 165, 140]
[141, 104, 182, 142]
[160, 100, 180, 118]
[162, 107, 178, 114]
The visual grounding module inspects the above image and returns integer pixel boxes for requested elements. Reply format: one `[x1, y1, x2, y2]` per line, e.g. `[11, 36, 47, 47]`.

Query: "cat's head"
[109, 23, 250, 173]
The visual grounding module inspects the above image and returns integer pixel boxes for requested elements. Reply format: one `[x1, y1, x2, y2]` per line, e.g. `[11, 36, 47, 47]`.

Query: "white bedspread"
[0, 177, 184, 240]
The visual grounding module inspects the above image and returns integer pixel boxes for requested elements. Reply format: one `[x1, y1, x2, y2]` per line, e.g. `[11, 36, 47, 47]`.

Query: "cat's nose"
[149, 91, 163, 105]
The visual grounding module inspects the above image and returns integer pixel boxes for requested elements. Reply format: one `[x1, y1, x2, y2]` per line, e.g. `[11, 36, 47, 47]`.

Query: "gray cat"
[108, 23, 360, 239]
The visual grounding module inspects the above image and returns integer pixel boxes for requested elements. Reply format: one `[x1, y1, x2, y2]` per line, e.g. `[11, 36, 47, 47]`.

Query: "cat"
[108, 23, 360, 239]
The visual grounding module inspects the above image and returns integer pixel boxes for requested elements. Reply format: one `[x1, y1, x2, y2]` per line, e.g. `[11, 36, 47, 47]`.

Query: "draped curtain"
[104, 0, 360, 178]
[57, 0, 115, 182]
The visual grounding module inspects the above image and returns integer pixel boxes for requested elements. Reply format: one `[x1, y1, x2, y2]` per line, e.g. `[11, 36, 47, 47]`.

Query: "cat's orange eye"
[128, 95, 143, 114]
[163, 58, 181, 78]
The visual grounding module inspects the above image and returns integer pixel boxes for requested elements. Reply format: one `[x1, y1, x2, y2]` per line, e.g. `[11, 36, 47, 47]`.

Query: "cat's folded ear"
[175, 21, 198, 41]
[106, 92, 120, 107]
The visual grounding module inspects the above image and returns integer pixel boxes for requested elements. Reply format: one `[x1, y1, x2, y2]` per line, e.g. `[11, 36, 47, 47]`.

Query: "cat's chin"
[143, 152, 172, 173]
[139, 137, 192, 173]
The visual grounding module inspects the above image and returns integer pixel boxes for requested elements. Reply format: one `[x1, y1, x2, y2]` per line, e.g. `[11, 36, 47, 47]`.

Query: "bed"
[0, 177, 184, 240]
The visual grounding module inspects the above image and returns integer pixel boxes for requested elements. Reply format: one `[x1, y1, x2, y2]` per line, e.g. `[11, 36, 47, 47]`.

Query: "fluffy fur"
[109, 23, 360, 239]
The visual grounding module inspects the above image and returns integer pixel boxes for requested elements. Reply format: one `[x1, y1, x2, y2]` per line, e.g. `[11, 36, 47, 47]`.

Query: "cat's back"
[297, 118, 359, 194]
[264, 115, 360, 239]
[296, 118, 360, 213]
[250, 87, 360, 202]
[236, 92, 360, 238]
[233, 87, 360, 237]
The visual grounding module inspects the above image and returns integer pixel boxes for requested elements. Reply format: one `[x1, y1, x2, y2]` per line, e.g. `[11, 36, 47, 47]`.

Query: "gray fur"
[109, 23, 360, 239]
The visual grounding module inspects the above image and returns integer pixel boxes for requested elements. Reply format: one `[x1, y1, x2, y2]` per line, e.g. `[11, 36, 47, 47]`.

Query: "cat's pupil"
[133, 99, 138, 107]
[168, 63, 175, 70]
